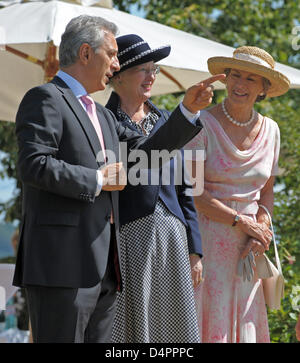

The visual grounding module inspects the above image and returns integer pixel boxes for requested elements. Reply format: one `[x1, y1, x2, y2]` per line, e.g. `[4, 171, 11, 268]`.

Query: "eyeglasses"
[136, 65, 160, 76]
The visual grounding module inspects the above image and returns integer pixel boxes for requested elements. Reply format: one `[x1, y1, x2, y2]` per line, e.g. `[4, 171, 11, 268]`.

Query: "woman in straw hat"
[106, 34, 223, 343]
[184, 46, 290, 343]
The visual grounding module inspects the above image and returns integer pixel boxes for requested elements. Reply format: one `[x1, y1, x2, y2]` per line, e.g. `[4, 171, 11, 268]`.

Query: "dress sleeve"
[271, 122, 280, 176]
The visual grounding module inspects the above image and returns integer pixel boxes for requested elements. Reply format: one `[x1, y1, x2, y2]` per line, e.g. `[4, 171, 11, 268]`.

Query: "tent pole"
[44, 42, 59, 83]
[5, 45, 44, 67]
[160, 68, 185, 92]
[5, 43, 59, 83]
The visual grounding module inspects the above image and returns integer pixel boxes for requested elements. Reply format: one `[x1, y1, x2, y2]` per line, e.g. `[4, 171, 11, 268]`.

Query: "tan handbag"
[256, 204, 284, 310]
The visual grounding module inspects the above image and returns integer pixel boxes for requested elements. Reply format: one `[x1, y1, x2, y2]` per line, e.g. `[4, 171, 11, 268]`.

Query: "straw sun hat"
[207, 46, 290, 97]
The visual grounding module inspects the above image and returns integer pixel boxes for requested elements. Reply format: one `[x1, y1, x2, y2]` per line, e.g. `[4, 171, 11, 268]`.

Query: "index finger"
[201, 74, 226, 88]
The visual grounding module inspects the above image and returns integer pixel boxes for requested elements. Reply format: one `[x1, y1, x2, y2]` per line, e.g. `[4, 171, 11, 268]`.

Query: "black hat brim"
[117, 45, 171, 74]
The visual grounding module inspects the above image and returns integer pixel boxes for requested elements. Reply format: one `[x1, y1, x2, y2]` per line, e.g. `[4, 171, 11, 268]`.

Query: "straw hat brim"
[208, 56, 290, 97]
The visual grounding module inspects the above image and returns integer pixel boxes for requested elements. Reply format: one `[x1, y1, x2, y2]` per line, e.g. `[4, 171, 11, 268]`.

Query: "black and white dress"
[111, 101, 200, 343]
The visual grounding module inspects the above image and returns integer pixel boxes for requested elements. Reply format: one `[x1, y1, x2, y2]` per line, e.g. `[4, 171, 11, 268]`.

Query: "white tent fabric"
[0, 264, 17, 309]
[0, 0, 113, 8]
[0, 0, 299, 122]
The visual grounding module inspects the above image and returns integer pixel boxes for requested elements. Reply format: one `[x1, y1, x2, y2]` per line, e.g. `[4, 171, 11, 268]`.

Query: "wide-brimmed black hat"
[115, 34, 171, 74]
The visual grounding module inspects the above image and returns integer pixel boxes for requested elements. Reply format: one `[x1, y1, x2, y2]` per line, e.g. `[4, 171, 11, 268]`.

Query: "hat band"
[118, 41, 146, 57]
[120, 46, 166, 69]
[233, 53, 272, 69]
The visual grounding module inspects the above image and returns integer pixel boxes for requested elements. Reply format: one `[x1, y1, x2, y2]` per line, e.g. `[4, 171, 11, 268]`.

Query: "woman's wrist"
[232, 213, 240, 227]
[257, 205, 271, 228]
[257, 217, 270, 229]
[235, 213, 246, 228]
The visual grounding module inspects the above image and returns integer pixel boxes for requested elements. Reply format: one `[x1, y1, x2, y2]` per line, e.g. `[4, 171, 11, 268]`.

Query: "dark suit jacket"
[106, 92, 202, 256]
[13, 76, 202, 289]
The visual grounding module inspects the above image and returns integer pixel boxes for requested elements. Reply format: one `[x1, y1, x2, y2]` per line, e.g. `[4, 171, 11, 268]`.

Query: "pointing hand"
[183, 74, 226, 113]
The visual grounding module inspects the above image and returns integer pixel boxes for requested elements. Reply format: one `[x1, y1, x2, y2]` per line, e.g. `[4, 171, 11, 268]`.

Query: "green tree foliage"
[115, 0, 300, 342]
[0, 121, 21, 223]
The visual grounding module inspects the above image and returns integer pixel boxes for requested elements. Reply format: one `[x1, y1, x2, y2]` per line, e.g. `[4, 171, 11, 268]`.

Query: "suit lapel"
[51, 77, 102, 160]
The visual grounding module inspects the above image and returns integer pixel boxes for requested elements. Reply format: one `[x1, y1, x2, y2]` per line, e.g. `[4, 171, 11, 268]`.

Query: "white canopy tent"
[0, 0, 300, 122]
[0, 264, 17, 308]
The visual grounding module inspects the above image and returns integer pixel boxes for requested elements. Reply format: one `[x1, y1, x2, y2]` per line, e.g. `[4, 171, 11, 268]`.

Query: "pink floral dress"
[184, 110, 280, 343]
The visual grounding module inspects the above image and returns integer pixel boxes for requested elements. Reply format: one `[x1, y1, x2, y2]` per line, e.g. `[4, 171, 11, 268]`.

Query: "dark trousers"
[26, 238, 117, 343]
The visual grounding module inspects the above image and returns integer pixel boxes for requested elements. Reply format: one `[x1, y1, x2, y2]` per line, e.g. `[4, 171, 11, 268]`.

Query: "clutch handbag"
[256, 204, 284, 310]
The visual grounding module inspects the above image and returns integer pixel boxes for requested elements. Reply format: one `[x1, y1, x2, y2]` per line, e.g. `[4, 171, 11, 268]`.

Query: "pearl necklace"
[222, 100, 255, 127]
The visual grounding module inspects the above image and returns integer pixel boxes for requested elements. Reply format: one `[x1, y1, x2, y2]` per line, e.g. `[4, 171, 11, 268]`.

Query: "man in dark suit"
[13, 15, 224, 343]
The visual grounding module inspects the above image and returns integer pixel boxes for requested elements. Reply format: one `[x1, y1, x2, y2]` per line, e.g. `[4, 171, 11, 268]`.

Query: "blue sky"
[0, 180, 14, 221]
[0, 177, 15, 203]
[0, 177, 15, 221]
[0, 152, 16, 220]
[129, 2, 145, 17]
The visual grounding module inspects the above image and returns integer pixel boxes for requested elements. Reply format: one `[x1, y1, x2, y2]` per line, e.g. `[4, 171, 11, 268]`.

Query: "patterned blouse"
[116, 100, 160, 136]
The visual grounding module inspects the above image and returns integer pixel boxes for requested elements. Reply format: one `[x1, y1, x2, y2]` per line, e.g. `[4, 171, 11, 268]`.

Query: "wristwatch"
[232, 214, 240, 227]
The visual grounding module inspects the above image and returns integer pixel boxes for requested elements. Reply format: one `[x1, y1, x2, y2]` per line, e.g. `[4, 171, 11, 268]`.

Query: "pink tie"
[80, 95, 106, 161]
[80, 95, 114, 223]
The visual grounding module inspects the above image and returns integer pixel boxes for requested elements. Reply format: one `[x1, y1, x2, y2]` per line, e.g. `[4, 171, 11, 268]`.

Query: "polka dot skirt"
[111, 200, 200, 343]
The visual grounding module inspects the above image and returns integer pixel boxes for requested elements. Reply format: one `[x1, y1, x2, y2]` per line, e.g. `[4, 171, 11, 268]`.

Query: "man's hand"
[100, 162, 127, 191]
[183, 74, 226, 113]
[189, 254, 203, 288]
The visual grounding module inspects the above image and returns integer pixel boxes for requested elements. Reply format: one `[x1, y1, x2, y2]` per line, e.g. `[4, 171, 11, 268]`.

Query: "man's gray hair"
[59, 15, 119, 68]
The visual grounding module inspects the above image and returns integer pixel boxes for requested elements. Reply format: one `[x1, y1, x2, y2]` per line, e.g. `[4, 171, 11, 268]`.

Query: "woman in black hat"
[106, 34, 206, 343]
